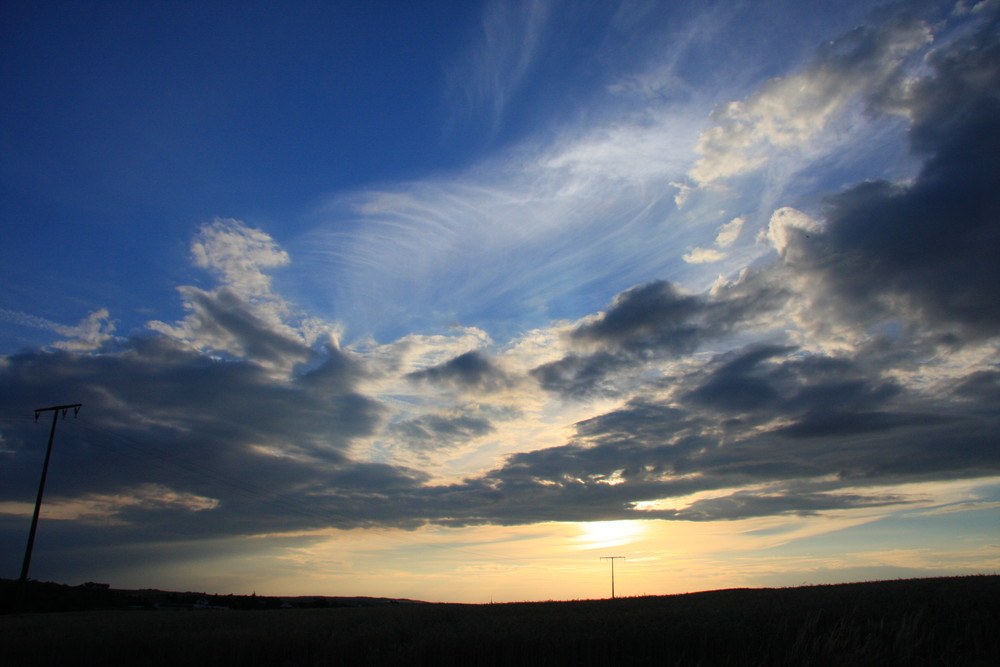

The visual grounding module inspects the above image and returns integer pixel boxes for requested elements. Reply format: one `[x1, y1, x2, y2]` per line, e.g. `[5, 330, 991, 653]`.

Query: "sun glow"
[573, 520, 647, 550]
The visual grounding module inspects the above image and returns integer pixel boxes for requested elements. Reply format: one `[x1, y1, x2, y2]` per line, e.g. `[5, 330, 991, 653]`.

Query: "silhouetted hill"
[1, 575, 997, 665]
[0, 578, 424, 613]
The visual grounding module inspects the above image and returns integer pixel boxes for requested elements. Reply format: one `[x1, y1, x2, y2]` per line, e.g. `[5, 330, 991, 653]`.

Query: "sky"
[1, 0, 998, 603]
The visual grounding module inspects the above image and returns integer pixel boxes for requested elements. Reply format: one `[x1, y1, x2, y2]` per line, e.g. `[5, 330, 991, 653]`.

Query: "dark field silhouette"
[1, 575, 997, 666]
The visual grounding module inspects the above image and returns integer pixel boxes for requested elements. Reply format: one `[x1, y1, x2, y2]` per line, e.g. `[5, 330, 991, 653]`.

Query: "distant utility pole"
[600, 556, 626, 599]
[19, 404, 81, 583]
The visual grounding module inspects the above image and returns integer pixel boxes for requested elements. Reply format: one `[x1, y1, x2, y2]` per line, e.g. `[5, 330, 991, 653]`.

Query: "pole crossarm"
[34, 404, 82, 421]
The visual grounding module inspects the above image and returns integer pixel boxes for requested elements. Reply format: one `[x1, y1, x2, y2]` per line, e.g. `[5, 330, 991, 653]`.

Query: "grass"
[1, 575, 997, 666]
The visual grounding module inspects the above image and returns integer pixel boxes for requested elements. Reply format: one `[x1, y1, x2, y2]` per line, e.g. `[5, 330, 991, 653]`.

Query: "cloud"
[406, 350, 512, 393]
[530, 277, 785, 397]
[682, 247, 725, 264]
[295, 102, 700, 341]
[683, 216, 746, 264]
[571, 281, 705, 351]
[671, 181, 693, 207]
[151, 286, 312, 369]
[688, 9, 931, 186]
[0, 308, 117, 352]
[392, 413, 494, 451]
[953, 370, 1000, 404]
[5, 484, 222, 526]
[773, 18, 1000, 340]
[764, 207, 823, 256]
[437, 3, 1000, 527]
[389, 405, 507, 454]
[448, 0, 555, 135]
[530, 351, 629, 399]
[715, 216, 744, 247]
[191, 218, 290, 297]
[295, 3, 717, 344]
[0, 223, 401, 545]
[0, 335, 391, 536]
[422, 342, 1000, 526]
[149, 219, 327, 375]
[50, 309, 118, 352]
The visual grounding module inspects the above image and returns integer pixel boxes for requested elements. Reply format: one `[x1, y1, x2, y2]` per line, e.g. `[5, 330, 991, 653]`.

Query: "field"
[2, 576, 998, 666]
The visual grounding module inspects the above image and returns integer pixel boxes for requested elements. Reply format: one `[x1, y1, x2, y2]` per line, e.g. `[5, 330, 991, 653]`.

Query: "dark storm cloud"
[786, 18, 1000, 340]
[323, 462, 430, 492]
[412, 332, 1000, 526]
[179, 286, 313, 367]
[531, 277, 785, 398]
[953, 370, 1000, 405]
[683, 345, 797, 413]
[571, 281, 704, 353]
[412, 403, 999, 526]
[682, 344, 902, 421]
[0, 335, 395, 545]
[530, 351, 628, 398]
[669, 491, 907, 522]
[406, 350, 512, 393]
[390, 411, 496, 451]
[574, 279, 783, 355]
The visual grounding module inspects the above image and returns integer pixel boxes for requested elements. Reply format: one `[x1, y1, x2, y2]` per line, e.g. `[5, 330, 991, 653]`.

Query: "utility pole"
[600, 556, 625, 599]
[19, 404, 81, 584]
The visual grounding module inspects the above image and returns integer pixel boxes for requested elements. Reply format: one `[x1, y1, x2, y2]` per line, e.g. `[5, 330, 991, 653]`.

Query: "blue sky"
[2, 0, 999, 602]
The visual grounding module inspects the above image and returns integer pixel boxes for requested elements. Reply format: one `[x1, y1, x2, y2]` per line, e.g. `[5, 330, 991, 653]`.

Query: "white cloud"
[715, 216, 744, 247]
[682, 216, 746, 264]
[688, 17, 932, 186]
[670, 181, 693, 207]
[541, 115, 695, 187]
[764, 206, 822, 256]
[683, 247, 725, 264]
[191, 217, 290, 298]
[51, 309, 118, 351]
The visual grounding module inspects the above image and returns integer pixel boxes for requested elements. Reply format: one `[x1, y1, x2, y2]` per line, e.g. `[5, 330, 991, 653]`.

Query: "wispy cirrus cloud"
[0, 308, 117, 352]
[447, 0, 555, 137]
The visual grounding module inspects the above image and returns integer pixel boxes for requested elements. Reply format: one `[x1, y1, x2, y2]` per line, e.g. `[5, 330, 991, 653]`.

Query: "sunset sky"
[2, 0, 998, 603]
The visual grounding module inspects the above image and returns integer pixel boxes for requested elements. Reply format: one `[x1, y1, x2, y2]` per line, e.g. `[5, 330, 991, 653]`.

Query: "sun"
[574, 520, 646, 550]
